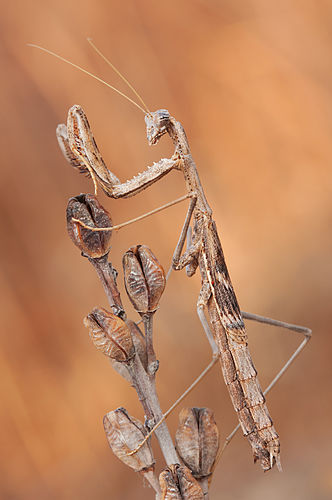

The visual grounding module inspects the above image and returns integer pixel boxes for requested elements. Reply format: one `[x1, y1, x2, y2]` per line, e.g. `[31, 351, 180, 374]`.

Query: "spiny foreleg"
[57, 104, 180, 199]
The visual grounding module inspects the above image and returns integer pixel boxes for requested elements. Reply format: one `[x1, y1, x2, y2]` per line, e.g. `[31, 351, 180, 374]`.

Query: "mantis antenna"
[87, 38, 150, 114]
[27, 43, 147, 114]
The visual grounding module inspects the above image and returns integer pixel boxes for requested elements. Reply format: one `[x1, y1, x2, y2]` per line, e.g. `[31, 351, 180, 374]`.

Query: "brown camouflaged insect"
[30, 41, 311, 472]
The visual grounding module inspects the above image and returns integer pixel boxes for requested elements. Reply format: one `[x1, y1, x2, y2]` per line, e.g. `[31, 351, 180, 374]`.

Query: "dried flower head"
[84, 307, 134, 362]
[66, 194, 112, 258]
[175, 408, 219, 479]
[123, 245, 166, 314]
[159, 464, 204, 499]
[103, 408, 154, 472]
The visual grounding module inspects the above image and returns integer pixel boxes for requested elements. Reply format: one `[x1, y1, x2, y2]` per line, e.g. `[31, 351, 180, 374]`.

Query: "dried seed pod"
[175, 408, 219, 479]
[103, 408, 154, 472]
[84, 308, 134, 362]
[66, 194, 112, 258]
[159, 464, 204, 499]
[123, 245, 166, 314]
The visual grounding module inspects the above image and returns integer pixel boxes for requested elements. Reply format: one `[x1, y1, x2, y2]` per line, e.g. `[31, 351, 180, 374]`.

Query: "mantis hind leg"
[241, 311, 311, 396]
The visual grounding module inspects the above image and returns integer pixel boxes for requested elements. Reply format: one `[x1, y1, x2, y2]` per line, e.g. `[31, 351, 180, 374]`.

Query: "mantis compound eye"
[145, 109, 170, 145]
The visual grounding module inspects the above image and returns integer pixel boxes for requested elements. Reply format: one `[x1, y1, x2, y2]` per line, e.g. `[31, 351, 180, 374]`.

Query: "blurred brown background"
[1, 1, 331, 498]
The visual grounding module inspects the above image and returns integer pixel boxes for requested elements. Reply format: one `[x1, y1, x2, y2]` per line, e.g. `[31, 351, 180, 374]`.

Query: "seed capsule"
[159, 464, 204, 499]
[84, 308, 134, 362]
[66, 194, 112, 258]
[103, 408, 154, 472]
[175, 408, 219, 479]
[123, 245, 166, 314]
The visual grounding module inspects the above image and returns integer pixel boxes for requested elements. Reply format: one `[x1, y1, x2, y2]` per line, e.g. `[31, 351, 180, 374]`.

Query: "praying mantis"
[30, 41, 312, 472]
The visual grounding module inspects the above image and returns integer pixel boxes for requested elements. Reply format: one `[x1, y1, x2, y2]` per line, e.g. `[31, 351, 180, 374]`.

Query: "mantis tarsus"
[31, 41, 311, 472]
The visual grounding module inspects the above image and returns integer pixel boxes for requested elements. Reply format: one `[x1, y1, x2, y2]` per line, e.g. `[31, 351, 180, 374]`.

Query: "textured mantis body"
[57, 106, 280, 471]
[148, 111, 280, 471]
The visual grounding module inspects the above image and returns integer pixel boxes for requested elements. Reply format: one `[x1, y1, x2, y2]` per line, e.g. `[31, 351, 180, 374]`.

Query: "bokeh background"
[1, 1, 331, 498]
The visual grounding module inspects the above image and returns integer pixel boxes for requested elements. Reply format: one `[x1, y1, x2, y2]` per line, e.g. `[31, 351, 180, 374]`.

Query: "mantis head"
[145, 109, 171, 145]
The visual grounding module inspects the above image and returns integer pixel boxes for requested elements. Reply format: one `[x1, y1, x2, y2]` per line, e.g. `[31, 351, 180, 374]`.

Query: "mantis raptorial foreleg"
[57, 105, 181, 200]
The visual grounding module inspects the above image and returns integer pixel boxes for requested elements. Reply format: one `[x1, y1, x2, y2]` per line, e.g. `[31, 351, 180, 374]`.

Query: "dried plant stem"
[88, 255, 124, 315]
[140, 470, 161, 498]
[199, 478, 209, 499]
[128, 355, 179, 465]
[130, 357, 218, 454]
[143, 314, 158, 376]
